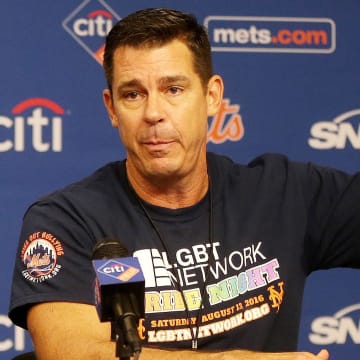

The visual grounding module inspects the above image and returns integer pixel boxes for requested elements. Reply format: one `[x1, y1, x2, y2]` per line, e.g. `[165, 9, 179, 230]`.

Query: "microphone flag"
[92, 257, 145, 322]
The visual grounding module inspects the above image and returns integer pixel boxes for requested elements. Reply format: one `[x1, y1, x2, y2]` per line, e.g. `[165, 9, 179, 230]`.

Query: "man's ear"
[206, 75, 224, 116]
[103, 89, 118, 128]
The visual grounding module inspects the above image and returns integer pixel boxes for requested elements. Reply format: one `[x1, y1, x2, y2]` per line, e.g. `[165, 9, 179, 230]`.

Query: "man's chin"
[143, 158, 183, 179]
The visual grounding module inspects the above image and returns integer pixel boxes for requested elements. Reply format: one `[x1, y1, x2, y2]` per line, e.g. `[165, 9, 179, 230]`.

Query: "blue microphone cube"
[92, 257, 145, 321]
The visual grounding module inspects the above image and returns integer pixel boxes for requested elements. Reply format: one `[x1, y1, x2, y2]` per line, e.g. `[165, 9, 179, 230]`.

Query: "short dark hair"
[103, 8, 213, 92]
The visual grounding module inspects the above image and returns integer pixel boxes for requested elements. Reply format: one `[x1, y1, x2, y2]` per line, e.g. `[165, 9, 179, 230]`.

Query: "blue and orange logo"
[204, 16, 335, 54]
[21, 231, 64, 283]
[62, 0, 120, 64]
[97, 259, 140, 282]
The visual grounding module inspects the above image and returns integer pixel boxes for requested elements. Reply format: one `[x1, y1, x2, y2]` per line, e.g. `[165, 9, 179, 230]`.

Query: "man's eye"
[167, 86, 183, 95]
[124, 91, 140, 100]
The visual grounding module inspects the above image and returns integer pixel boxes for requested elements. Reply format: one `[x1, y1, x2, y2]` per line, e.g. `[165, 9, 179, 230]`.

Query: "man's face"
[103, 39, 222, 182]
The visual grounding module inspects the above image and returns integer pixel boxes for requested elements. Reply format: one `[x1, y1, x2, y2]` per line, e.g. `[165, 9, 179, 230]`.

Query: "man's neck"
[126, 164, 209, 209]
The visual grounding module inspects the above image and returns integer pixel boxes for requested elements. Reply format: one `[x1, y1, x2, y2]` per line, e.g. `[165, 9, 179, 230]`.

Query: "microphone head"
[92, 238, 145, 322]
[92, 239, 129, 260]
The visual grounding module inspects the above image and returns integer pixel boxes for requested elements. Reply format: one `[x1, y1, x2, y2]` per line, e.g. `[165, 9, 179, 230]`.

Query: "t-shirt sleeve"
[8, 198, 97, 329]
[304, 163, 360, 271]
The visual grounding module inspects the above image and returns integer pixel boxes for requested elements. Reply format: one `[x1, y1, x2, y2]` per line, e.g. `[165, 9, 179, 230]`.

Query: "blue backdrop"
[1, 1, 359, 359]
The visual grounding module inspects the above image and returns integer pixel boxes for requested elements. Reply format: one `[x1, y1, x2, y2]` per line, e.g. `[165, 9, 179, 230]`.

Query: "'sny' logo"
[267, 281, 284, 313]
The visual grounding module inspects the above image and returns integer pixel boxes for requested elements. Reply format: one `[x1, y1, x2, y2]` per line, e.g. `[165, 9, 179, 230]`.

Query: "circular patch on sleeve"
[20, 231, 64, 283]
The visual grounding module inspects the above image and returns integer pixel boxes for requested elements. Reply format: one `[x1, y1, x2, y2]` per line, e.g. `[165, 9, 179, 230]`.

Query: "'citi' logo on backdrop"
[62, 0, 120, 64]
[0, 98, 66, 152]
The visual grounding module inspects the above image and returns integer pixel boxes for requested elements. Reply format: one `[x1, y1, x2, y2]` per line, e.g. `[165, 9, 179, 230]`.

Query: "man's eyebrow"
[115, 79, 143, 99]
[115, 75, 190, 95]
[116, 79, 142, 91]
[158, 75, 190, 85]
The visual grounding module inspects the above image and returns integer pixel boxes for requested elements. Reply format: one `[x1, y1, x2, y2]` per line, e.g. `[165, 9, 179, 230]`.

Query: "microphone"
[92, 239, 145, 359]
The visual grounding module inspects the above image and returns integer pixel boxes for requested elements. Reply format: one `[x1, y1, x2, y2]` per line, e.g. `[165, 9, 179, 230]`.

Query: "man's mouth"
[142, 139, 177, 154]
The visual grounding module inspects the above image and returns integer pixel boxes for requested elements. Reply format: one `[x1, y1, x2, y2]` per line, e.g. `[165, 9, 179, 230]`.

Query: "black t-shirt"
[8, 152, 360, 351]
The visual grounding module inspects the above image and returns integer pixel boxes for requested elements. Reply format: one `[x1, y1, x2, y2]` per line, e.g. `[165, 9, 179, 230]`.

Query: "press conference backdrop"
[1, 1, 359, 358]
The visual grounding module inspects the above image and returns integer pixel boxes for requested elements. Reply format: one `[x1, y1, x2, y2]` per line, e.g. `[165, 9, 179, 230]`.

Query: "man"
[9, 8, 359, 360]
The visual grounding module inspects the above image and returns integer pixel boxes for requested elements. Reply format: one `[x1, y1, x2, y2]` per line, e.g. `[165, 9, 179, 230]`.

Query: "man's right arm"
[27, 302, 329, 360]
[141, 348, 329, 360]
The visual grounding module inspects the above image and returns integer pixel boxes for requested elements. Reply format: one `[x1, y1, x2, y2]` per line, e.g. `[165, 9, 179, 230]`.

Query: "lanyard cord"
[128, 176, 214, 350]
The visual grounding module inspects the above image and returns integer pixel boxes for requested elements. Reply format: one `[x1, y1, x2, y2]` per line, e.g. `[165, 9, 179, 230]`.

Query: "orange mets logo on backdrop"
[207, 98, 244, 144]
[62, 0, 120, 64]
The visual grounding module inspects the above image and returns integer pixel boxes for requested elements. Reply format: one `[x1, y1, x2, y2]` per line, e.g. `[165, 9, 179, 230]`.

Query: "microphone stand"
[113, 321, 132, 360]
[112, 317, 140, 360]
[111, 294, 142, 360]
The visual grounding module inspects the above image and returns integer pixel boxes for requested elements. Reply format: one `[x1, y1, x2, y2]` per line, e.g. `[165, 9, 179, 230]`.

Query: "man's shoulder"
[208, 151, 293, 173]
[26, 160, 126, 213]
[207, 152, 310, 195]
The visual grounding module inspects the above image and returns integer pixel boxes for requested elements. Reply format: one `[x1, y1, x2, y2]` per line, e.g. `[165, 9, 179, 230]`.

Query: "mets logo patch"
[21, 231, 64, 283]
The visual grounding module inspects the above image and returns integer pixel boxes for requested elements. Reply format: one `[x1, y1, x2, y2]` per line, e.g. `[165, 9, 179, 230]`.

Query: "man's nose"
[143, 93, 165, 124]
